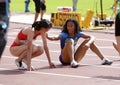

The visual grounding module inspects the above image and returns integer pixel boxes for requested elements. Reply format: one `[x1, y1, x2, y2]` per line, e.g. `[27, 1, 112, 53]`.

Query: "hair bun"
[32, 19, 52, 31]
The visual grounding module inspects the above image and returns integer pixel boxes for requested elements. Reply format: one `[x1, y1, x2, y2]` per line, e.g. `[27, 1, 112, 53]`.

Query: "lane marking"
[6, 41, 115, 49]
[5, 44, 119, 57]
[7, 31, 116, 49]
[8, 30, 115, 41]
[8, 35, 114, 42]
[2, 55, 120, 69]
[30, 71, 120, 82]
[96, 39, 114, 42]
[0, 67, 120, 82]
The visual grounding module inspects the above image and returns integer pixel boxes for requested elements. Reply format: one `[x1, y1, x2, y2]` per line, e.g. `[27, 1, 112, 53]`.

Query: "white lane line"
[85, 54, 120, 58]
[30, 71, 120, 82]
[6, 41, 115, 49]
[8, 35, 114, 42]
[0, 67, 120, 82]
[7, 31, 115, 48]
[96, 39, 114, 42]
[8, 30, 115, 41]
[2, 55, 120, 69]
[5, 44, 119, 57]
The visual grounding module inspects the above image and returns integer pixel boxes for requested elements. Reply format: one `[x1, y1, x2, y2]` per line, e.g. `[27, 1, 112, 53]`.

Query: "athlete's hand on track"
[49, 62, 56, 68]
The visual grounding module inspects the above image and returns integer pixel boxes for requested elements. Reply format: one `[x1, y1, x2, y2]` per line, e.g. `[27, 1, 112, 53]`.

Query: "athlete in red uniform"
[10, 19, 55, 71]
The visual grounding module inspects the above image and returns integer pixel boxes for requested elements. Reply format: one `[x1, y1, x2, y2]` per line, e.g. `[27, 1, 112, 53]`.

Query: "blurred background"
[10, 0, 114, 17]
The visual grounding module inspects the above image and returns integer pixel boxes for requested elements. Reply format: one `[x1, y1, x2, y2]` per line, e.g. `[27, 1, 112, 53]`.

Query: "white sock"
[103, 57, 110, 62]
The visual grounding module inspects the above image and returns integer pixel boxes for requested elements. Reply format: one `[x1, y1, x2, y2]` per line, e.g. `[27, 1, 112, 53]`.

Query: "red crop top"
[17, 30, 27, 40]
[17, 30, 40, 40]
[10, 30, 40, 47]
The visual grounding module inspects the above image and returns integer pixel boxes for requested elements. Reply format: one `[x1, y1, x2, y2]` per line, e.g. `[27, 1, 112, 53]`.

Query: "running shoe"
[15, 60, 25, 70]
[101, 59, 113, 65]
[71, 60, 79, 68]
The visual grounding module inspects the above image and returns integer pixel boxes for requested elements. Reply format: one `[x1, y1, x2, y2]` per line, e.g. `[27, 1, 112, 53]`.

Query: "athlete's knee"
[67, 39, 74, 45]
[84, 38, 90, 43]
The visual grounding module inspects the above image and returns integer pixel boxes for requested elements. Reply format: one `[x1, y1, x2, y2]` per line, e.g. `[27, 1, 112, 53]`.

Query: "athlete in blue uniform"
[46, 19, 112, 68]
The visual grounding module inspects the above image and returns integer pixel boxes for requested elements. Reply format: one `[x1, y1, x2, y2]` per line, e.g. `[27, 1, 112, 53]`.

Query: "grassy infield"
[10, 0, 114, 17]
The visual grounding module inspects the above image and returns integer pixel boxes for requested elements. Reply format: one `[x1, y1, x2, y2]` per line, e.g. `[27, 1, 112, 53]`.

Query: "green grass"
[10, 0, 114, 16]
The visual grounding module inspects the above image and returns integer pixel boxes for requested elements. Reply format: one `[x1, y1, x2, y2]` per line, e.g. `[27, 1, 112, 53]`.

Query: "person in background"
[9, 19, 55, 71]
[110, 0, 120, 9]
[46, 18, 112, 68]
[33, 0, 46, 22]
[72, 0, 78, 12]
[25, 0, 30, 12]
[113, 11, 120, 55]
[0, 0, 10, 59]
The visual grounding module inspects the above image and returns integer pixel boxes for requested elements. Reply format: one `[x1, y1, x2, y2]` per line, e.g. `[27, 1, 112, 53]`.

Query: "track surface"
[0, 23, 120, 85]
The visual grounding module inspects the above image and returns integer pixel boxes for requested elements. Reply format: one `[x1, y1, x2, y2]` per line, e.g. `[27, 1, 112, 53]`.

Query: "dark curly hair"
[62, 18, 82, 34]
[32, 19, 52, 31]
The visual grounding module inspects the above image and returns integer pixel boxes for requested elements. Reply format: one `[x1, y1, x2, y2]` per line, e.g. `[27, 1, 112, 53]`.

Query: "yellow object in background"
[51, 12, 82, 28]
[82, 10, 94, 29]
[97, 13, 107, 20]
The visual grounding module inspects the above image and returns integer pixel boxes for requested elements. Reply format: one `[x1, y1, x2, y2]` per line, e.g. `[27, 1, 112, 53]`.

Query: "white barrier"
[57, 6, 73, 12]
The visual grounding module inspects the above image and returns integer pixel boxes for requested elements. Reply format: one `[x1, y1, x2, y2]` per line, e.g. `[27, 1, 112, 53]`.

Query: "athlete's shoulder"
[22, 27, 33, 35]
[60, 32, 68, 36]
[60, 32, 69, 39]
[76, 32, 83, 38]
